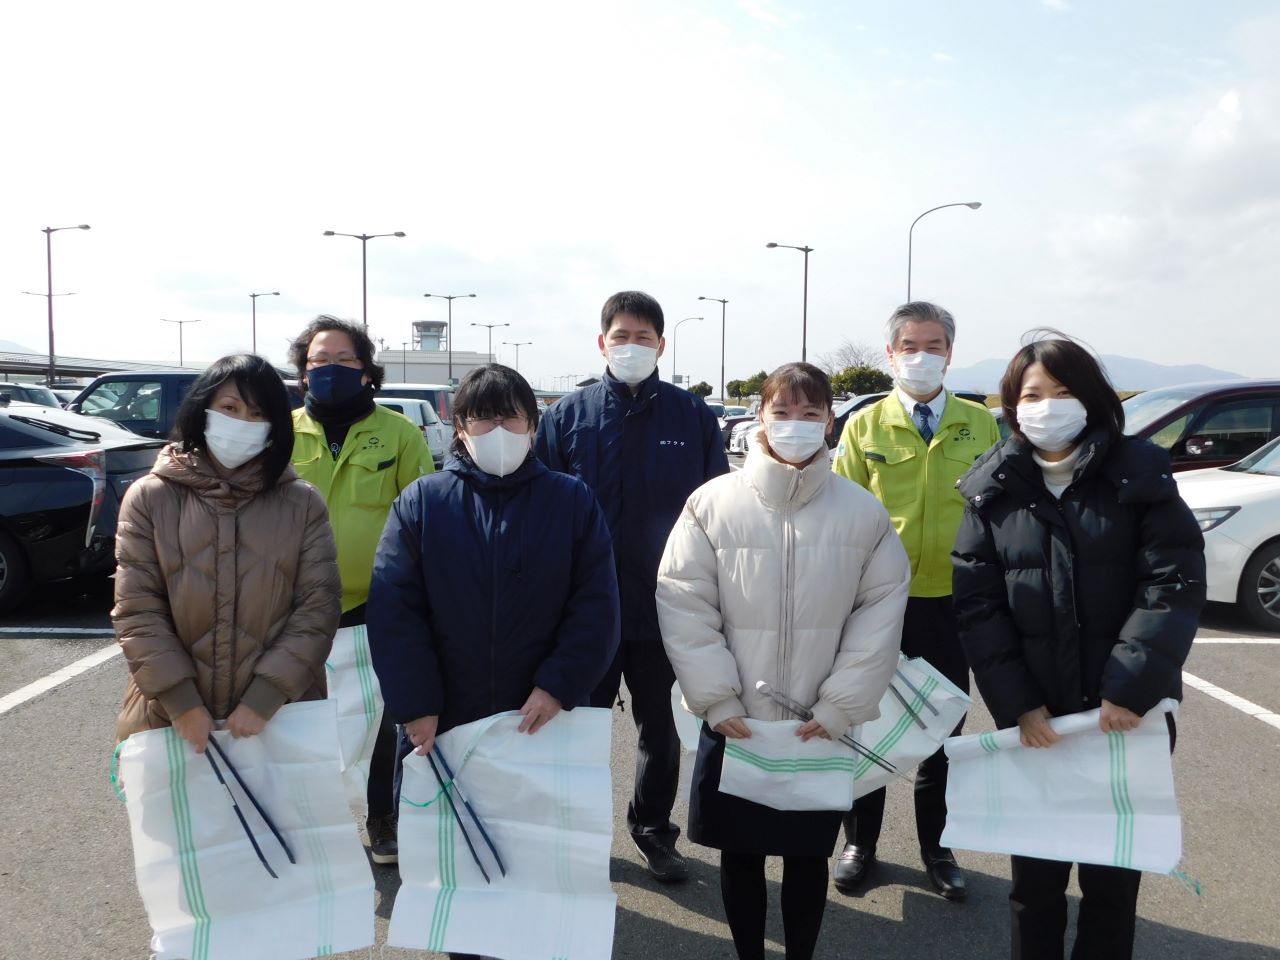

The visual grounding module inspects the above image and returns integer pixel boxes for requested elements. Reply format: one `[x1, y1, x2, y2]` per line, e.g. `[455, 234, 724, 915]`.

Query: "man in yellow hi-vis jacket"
[831, 301, 998, 902]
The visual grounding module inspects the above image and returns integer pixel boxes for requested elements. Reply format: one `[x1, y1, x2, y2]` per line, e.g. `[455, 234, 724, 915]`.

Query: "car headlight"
[1192, 506, 1240, 532]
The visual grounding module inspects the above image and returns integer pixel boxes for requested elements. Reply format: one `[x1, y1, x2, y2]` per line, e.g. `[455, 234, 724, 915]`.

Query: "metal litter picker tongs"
[754, 681, 911, 783]
[205, 735, 296, 878]
[426, 744, 507, 884]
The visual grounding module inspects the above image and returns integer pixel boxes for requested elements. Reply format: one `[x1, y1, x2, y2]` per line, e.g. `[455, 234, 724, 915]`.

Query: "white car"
[374, 396, 449, 468]
[1175, 436, 1280, 631]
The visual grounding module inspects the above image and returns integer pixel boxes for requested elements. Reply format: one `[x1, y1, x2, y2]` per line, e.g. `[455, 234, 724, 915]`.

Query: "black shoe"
[833, 844, 876, 893]
[922, 849, 966, 901]
[367, 814, 399, 865]
[631, 835, 689, 883]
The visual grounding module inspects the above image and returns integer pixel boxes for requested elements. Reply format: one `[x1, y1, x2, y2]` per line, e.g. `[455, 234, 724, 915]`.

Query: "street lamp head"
[467, 293, 476, 298]
[393, 232, 406, 237]
[270, 291, 279, 296]
[965, 202, 983, 209]
[77, 224, 91, 230]
[698, 296, 707, 301]
[766, 242, 779, 248]
[323, 230, 336, 236]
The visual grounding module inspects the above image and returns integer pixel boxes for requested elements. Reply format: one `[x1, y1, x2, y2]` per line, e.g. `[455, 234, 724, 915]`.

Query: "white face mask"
[204, 409, 271, 469]
[892, 350, 948, 396]
[606, 344, 659, 386]
[463, 426, 533, 477]
[765, 420, 828, 464]
[1017, 398, 1088, 453]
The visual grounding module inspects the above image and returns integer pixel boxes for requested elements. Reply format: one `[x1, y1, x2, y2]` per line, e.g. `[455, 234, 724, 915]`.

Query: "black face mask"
[306, 363, 365, 404]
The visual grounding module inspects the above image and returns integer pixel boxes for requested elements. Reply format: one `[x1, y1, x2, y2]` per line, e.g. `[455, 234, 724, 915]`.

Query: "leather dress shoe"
[632, 835, 690, 883]
[922, 849, 967, 901]
[833, 844, 876, 893]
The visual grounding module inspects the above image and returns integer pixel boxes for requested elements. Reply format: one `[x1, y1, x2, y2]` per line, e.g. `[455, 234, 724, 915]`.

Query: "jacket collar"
[446, 450, 547, 491]
[743, 429, 831, 509]
[876, 389, 971, 443]
[957, 426, 1136, 509]
[602, 367, 660, 405]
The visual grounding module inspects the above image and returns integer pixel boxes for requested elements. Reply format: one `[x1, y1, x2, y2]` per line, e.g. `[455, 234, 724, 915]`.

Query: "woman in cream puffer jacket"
[656, 363, 909, 960]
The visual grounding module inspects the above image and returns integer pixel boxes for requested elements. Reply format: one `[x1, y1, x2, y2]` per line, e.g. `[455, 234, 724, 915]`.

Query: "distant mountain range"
[0, 339, 37, 353]
[947, 355, 1244, 393]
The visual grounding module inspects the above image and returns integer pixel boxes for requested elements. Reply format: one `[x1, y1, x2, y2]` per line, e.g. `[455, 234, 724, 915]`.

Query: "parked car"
[69, 370, 200, 439]
[1121, 380, 1280, 471]
[1175, 436, 1280, 630]
[374, 396, 449, 467]
[0, 383, 61, 407]
[51, 388, 82, 407]
[721, 413, 756, 449]
[0, 400, 165, 611]
[378, 383, 456, 422]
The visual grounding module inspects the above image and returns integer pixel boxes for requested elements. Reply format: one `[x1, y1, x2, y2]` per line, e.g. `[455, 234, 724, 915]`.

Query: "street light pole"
[249, 291, 279, 354]
[424, 293, 477, 384]
[161, 318, 201, 367]
[38, 224, 90, 385]
[698, 297, 728, 402]
[672, 316, 703, 386]
[323, 230, 406, 328]
[503, 340, 532, 372]
[401, 341, 409, 381]
[471, 322, 510, 362]
[907, 202, 982, 301]
[766, 242, 813, 361]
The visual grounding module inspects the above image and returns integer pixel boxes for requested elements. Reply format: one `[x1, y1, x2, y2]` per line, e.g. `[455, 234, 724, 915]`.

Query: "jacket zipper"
[776, 470, 800, 719]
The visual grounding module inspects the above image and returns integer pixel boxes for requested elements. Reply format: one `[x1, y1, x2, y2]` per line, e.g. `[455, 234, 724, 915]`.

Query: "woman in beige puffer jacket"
[113, 355, 341, 746]
[656, 363, 910, 960]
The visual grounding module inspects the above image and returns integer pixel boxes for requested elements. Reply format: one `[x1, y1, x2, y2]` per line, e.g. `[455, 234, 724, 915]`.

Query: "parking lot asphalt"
[1, 582, 1278, 960]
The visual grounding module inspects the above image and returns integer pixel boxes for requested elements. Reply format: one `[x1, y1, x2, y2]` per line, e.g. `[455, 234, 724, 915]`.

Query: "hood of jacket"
[150, 442, 299, 503]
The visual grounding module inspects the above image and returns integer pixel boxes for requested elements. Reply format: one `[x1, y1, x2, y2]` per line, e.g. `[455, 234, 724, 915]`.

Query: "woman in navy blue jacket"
[367, 364, 621, 764]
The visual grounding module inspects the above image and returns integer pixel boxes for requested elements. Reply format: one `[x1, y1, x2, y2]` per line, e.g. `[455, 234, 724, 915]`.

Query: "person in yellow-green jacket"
[830, 301, 998, 903]
[288, 315, 433, 868]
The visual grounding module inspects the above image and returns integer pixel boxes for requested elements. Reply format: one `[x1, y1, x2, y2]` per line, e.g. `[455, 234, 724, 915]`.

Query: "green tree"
[831, 365, 894, 396]
[690, 381, 713, 398]
[725, 379, 747, 400]
[743, 369, 769, 397]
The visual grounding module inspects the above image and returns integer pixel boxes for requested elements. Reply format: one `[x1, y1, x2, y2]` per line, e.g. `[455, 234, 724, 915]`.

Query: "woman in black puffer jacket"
[951, 334, 1205, 960]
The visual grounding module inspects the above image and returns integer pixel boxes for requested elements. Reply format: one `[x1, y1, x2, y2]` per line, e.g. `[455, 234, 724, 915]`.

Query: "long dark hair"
[999, 331, 1124, 445]
[172, 354, 296, 488]
[449, 364, 541, 458]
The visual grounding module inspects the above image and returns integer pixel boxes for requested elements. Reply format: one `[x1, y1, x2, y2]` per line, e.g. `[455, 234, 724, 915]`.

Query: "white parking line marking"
[1194, 638, 1280, 645]
[0, 644, 121, 717]
[1183, 671, 1280, 731]
[0, 627, 116, 636]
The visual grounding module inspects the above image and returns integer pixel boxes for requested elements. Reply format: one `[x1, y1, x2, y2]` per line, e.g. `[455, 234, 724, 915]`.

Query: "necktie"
[914, 402, 934, 444]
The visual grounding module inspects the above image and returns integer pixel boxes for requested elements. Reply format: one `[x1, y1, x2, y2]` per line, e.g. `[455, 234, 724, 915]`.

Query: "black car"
[0, 400, 163, 612]
[69, 370, 200, 439]
[1120, 379, 1280, 471]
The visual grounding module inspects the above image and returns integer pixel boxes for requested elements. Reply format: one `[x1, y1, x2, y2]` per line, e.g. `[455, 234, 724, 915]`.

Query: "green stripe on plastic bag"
[293, 779, 335, 956]
[166, 729, 212, 960]
[855, 677, 939, 779]
[1108, 732, 1135, 868]
[427, 786, 457, 952]
[353, 625, 378, 730]
[723, 743, 856, 774]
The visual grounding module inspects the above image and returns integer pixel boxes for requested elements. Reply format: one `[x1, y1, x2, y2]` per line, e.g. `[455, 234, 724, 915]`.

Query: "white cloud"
[932, 52, 955, 64]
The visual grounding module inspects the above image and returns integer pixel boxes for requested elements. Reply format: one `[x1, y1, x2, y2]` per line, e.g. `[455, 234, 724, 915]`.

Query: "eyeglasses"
[463, 415, 529, 430]
[305, 354, 362, 369]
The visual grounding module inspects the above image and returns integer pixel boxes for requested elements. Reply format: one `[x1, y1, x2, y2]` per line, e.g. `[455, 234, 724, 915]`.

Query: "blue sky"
[2, 0, 1276, 390]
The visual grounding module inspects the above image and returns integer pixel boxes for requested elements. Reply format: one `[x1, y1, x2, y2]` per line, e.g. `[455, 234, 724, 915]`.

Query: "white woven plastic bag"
[324, 623, 384, 812]
[118, 699, 375, 960]
[390, 707, 616, 959]
[942, 699, 1181, 872]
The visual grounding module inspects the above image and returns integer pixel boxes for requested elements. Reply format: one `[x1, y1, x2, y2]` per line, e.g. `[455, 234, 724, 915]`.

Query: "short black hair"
[449, 363, 542, 458]
[288, 315, 385, 391]
[600, 291, 664, 338]
[1000, 330, 1124, 445]
[172, 354, 296, 489]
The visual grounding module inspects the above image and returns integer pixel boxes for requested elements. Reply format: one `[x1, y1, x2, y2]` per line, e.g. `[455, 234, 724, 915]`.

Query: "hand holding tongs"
[204, 735, 296, 879]
[426, 744, 507, 884]
[755, 681, 911, 783]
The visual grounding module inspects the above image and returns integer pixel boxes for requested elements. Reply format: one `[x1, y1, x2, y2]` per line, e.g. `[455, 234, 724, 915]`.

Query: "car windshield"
[1223, 437, 1280, 476]
[725, 406, 748, 416]
[1122, 386, 1204, 435]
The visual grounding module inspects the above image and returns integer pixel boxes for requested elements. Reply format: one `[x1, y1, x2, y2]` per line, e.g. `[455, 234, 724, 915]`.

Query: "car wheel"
[1238, 541, 1280, 632]
[0, 530, 33, 614]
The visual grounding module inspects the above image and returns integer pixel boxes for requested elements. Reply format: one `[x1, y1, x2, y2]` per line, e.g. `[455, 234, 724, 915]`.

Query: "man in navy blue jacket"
[536, 291, 730, 882]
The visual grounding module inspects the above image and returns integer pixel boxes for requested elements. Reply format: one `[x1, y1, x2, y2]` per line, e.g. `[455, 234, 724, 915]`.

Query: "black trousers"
[591, 619, 681, 843]
[366, 712, 400, 821]
[721, 852, 829, 960]
[1010, 856, 1142, 960]
[843, 595, 969, 854]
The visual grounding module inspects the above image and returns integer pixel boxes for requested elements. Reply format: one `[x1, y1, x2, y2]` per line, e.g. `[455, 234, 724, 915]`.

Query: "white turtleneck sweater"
[1032, 445, 1083, 499]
